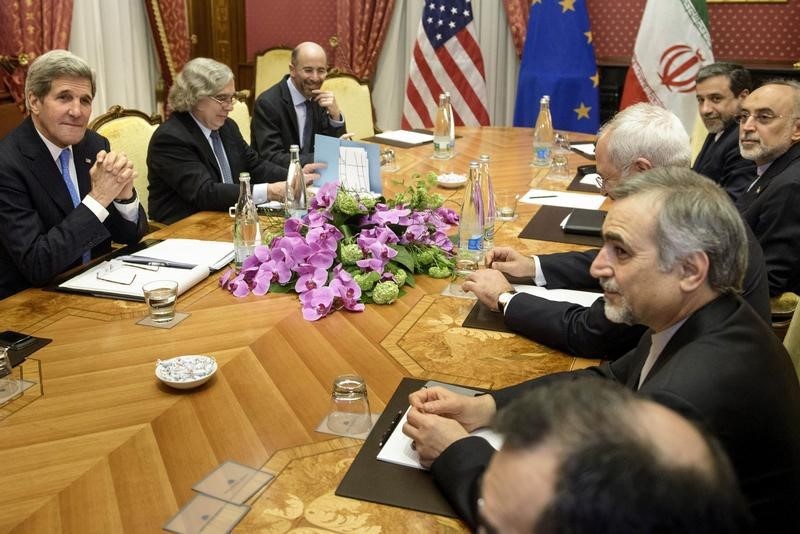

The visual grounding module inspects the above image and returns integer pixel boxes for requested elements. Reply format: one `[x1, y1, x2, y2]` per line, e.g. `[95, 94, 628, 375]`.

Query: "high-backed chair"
[230, 90, 251, 144]
[321, 72, 377, 140]
[254, 46, 292, 98]
[782, 296, 800, 382]
[88, 106, 162, 216]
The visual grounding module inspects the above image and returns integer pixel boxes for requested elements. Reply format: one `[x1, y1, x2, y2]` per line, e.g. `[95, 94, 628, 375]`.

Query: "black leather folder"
[518, 205, 604, 247]
[336, 377, 479, 518]
[563, 208, 607, 237]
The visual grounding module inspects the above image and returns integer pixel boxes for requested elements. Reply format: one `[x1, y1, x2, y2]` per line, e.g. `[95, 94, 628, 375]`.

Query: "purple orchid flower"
[300, 286, 335, 320]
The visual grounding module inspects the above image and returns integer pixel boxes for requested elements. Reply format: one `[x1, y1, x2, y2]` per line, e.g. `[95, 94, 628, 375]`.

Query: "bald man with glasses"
[735, 80, 800, 298]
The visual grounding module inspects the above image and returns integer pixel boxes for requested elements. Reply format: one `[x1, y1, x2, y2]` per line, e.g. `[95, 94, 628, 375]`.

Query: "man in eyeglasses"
[251, 42, 347, 167]
[692, 63, 756, 201]
[475, 379, 751, 534]
[0, 50, 148, 299]
[735, 80, 800, 298]
[147, 58, 323, 224]
[463, 103, 769, 359]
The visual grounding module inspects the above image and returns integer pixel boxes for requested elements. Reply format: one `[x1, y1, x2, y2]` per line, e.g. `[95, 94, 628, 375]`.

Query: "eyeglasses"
[207, 93, 238, 106]
[735, 111, 800, 125]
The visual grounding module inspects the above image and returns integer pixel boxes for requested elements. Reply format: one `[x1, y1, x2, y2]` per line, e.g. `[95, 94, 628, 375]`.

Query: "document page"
[520, 189, 605, 210]
[373, 130, 433, 145]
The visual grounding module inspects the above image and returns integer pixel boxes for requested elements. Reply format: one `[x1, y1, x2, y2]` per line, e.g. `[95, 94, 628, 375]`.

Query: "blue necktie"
[59, 149, 91, 264]
[210, 131, 233, 184]
[59, 149, 80, 207]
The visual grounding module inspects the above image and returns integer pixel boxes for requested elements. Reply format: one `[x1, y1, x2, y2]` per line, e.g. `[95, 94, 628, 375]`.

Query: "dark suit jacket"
[251, 75, 346, 167]
[503, 227, 771, 359]
[0, 117, 148, 300]
[736, 142, 800, 297]
[433, 294, 800, 533]
[692, 121, 756, 201]
[147, 111, 286, 224]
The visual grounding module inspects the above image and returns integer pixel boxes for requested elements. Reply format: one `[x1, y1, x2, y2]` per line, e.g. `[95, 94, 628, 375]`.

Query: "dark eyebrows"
[602, 230, 628, 248]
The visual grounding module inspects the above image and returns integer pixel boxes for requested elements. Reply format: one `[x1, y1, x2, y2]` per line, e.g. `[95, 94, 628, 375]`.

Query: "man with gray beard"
[404, 168, 800, 533]
[735, 80, 800, 297]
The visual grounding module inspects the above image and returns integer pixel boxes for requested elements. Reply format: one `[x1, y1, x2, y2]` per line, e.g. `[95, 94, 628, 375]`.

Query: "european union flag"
[513, 0, 599, 134]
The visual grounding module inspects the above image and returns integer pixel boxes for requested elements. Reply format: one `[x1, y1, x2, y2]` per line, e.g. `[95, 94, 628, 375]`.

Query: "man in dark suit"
[251, 42, 347, 167]
[147, 58, 322, 225]
[736, 80, 800, 297]
[405, 168, 800, 533]
[465, 104, 770, 359]
[478, 379, 751, 533]
[0, 50, 147, 300]
[692, 63, 756, 200]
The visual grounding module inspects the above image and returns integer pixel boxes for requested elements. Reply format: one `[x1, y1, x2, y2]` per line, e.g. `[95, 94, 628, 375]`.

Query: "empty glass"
[328, 374, 372, 435]
[549, 133, 571, 180]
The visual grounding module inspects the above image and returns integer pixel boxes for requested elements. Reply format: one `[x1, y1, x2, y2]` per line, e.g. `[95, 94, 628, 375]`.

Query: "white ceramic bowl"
[437, 173, 467, 189]
[155, 355, 217, 389]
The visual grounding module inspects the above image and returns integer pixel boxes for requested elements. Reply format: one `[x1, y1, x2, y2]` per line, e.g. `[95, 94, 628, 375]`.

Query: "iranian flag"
[619, 0, 714, 133]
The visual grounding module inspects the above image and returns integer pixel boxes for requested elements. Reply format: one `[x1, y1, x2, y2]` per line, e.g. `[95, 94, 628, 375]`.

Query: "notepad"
[57, 239, 234, 301]
[373, 130, 433, 145]
[376, 380, 504, 470]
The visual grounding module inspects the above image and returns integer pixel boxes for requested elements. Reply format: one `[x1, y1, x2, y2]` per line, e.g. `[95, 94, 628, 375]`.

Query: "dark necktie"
[59, 149, 91, 263]
[210, 131, 233, 184]
[302, 100, 313, 154]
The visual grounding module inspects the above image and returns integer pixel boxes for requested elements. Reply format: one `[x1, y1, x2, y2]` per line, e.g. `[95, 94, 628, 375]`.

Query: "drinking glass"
[328, 374, 372, 435]
[495, 192, 520, 221]
[142, 280, 179, 323]
[549, 133, 571, 180]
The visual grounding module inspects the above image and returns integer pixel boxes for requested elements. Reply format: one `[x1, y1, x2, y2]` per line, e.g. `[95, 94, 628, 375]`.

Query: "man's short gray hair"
[24, 50, 95, 111]
[168, 57, 233, 112]
[600, 103, 691, 175]
[612, 167, 747, 294]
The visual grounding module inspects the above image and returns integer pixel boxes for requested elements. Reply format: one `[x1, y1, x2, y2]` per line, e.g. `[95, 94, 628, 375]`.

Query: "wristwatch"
[497, 290, 517, 313]
[114, 189, 138, 204]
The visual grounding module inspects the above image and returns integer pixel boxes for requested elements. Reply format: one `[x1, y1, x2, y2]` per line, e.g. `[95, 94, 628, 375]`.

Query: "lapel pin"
[85, 158, 92, 164]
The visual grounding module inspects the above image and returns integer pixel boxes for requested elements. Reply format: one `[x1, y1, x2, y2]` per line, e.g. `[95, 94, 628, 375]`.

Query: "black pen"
[526, 195, 557, 199]
[117, 255, 196, 270]
[378, 410, 405, 448]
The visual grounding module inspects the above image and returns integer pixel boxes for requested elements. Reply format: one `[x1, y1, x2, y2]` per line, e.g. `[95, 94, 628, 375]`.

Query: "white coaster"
[137, 312, 190, 329]
[315, 413, 380, 440]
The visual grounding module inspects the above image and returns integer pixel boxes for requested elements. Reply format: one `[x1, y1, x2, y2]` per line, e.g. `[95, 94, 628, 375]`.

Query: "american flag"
[401, 0, 490, 128]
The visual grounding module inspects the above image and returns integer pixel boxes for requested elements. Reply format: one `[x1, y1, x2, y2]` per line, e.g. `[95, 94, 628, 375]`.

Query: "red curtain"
[503, 0, 530, 60]
[0, 0, 74, 111]
[144, 0, 191, 113]
[334, 0, 396, 81]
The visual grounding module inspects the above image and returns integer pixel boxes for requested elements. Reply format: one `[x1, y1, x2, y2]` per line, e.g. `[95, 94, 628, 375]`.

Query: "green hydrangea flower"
[390, 268, 408, 287]
[372, 281, 400, 304]
[334, 191, 364, 215]
[354, 271, 380, 291]
[340, 243, 363, 265]
[417, 248, 436, 266]
[360, 196, 377, 210]
[428, 265, 451, 279]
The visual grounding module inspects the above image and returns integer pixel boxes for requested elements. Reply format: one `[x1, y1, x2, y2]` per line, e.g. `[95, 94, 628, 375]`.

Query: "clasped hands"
[461, 247, 536, 311]
[401, 386, 496, 468]
[88, 150, 137, 206]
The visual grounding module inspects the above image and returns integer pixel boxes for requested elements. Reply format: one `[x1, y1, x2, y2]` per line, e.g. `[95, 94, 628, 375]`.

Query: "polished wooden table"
[0, 128, 601, 533]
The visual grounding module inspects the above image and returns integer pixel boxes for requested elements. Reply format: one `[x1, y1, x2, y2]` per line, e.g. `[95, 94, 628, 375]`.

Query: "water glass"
[449, 258, 478, 299]
[328, 374, 372, 435]
[142, 280, 179, 323]
[549, 133, 571, 180]
[495, 192, 520, 221]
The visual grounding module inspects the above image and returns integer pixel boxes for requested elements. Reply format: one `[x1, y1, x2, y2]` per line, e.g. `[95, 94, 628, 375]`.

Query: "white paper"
[59, 263, 209, 299]
[571, 143, 596, 156]
[520, 189, 605, 210]
[580, 172, 601, 187]
[338, 146, 371, 193]
[512, 284, 603, 308]
[58, 239, 233, 299]
[373, 130, 433, 145]
[131, 239, 234, 271]
[376, 406, 504, 470]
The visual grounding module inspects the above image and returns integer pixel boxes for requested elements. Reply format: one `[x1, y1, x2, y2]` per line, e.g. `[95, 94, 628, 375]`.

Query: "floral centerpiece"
[220, 173, 458, 320]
